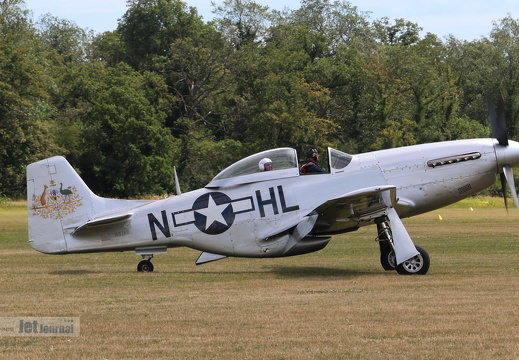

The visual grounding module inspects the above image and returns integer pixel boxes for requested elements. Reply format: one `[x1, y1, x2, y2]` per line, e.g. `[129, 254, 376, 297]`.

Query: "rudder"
[27, 156, 99, 254]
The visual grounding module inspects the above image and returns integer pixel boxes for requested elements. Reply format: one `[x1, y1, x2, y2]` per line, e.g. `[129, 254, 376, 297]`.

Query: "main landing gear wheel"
[377, 220, 395, 271]
[380, 245, 396, 271]
[396, 246, 430, 275]
[137, 260, 154, 272]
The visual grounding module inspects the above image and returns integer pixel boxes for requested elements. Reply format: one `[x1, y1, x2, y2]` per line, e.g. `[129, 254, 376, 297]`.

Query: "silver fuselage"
[34, 138, 517, 258]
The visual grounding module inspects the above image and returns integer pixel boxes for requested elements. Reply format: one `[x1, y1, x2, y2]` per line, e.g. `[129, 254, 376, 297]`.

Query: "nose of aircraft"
[495, 139, 519, 169]
[494, 139, 519, 211]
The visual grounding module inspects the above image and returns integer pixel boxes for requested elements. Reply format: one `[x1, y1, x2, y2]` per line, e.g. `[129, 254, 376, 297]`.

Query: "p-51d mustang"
[27, 106, 519, 275]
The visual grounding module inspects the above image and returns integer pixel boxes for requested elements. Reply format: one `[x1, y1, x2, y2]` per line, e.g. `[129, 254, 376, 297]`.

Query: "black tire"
[380, 243, 396, 271]
[396, 245, 430, 275]
[137, 260, 154, 272]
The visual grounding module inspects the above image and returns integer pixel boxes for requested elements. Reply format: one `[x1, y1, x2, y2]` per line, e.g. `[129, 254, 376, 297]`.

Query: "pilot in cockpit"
[301, 148, 326, 174]
[258, 158, 273, 171]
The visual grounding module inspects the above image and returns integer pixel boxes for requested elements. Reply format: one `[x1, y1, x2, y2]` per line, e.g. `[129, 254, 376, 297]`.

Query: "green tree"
[213, 0, 272, 50]
[489, 15, 519, 138]
[369, 34, 467, 147]
[118, 0, 208, 70]
[245, 76, 338, 152]
[160, 36, 245, 188]
[164, 37, 233, 131]
[220, 24, 340, 153]
[372, 18, 421, 46]
[443, 37, 494, 130]
[0, 0, 57, 197]
[36, 14, 93, 63]
[290, 0, 373, 54]
[56, 63, 179, 197]
[89, 30, 126, 65]
[177, 118, 243, 190]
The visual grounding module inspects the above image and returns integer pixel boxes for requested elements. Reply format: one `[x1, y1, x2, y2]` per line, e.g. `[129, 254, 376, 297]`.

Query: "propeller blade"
[488, 94, 509, 146]
[500, 173, 509, 212]
[502, 164, 519, 211]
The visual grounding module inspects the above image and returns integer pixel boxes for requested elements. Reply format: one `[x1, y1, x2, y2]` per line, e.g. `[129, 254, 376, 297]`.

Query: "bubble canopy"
[206, 148, 299, 187]
[205, 147, 353, 187]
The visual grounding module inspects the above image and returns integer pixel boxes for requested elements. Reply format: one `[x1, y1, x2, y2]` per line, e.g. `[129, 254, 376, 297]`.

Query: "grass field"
[1, 199, 519, 359]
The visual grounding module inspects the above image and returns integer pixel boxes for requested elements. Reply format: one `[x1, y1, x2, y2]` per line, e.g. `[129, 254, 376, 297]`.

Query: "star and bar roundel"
[173, 192, 255, 235]
[148, 186, 300, 240]
[193, 192, 235, 234]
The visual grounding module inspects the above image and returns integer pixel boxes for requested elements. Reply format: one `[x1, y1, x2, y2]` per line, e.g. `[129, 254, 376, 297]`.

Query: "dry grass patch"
[1, 203, 519, 359]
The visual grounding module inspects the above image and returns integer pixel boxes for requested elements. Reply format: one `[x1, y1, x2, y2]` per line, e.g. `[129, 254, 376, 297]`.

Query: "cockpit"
[205, 147, 353, 188]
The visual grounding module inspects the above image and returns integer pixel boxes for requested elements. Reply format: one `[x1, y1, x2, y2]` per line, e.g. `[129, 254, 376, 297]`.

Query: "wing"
[194, 186, 418, 265]
[313, 185, 396, 235]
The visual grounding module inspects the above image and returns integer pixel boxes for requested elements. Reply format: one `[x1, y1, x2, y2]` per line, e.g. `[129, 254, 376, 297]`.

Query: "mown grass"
[1, 198, 519, 359]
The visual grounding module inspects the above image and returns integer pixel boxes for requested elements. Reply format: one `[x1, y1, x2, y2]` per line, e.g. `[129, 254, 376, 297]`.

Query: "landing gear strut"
[376, 218, 430, 275]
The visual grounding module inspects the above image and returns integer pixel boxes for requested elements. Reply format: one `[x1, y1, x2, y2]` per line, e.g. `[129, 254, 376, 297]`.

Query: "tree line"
[1, 0, 518, 199]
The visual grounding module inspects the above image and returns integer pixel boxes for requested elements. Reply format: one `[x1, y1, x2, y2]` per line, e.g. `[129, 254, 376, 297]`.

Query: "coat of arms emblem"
[30, 180, 83, 220]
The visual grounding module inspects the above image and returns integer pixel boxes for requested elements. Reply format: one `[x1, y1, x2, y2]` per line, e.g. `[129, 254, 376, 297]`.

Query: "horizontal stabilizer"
[196, 252, 227, 265]
[71, 213, 132, 234]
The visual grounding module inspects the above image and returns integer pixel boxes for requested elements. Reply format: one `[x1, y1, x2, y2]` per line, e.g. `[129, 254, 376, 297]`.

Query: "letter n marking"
[148, 211, 171, 240]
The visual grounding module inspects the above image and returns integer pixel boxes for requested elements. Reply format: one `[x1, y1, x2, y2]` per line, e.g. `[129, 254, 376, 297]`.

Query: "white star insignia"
[195, 194, 231, 230]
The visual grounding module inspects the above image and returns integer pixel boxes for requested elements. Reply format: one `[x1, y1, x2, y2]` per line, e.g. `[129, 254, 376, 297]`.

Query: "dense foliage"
[1, 0, 518, 197]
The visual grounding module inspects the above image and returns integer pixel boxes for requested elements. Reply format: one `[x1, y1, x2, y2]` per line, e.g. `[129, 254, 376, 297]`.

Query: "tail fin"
[27, 156, 100, 254]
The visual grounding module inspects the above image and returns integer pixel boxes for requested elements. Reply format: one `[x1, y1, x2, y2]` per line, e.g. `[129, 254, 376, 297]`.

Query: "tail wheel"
[137, 260, 154, 272]
[396, 246, 430, 275]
